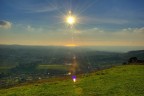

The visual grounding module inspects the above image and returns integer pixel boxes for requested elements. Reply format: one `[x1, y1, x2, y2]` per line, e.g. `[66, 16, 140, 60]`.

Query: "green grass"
[0, 65, 144, 96]
[0, 66, 15, 72]
[37, 64, 70, 71]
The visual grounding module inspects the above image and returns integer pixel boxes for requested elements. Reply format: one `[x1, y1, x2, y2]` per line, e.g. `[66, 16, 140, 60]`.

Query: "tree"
[128, 57, 137, 63]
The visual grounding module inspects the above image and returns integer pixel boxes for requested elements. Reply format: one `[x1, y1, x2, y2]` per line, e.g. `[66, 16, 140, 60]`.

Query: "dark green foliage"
[128, 57, 138, 63]
[10, 62, 38, 73]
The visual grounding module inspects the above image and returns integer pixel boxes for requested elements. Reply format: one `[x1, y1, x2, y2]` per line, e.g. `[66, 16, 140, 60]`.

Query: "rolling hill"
[0, 65, 144, 96]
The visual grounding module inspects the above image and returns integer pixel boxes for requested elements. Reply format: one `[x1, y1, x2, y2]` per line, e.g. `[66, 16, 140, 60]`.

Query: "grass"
[0, 65, 144, 96]
[0, 66, 15, 73]
[37, 64, 70, 71]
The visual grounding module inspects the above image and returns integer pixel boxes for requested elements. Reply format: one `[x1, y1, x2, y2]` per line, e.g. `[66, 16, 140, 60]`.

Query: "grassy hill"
[0, 65, 144, 96]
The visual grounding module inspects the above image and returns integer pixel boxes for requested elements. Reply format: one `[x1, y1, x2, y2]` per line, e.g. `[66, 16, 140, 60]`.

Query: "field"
[0, 65, 144, 96]
[37, 64, 70, 71]
[0, 66, 15, 73]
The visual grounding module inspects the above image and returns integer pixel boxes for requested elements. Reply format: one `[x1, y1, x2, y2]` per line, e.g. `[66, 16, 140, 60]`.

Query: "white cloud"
[0, 20, 12, 29]
[81, 16, 129, 25]
[95, 18, 129, 24]
[27, 25, 34, 32]
[79, 27, 144, 45]
[32, 6, 58, 13]
[122, 27, 144, 34]
[26, 25, 43, 32]
[7, 1, 58, 13]
[20, 3, 58, 13]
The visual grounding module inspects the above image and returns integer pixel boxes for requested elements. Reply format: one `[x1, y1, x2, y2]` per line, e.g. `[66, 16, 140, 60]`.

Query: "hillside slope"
[0, 65, 144, 96]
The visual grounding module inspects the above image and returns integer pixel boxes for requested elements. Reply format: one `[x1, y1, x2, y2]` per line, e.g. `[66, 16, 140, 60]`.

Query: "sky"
[0, 0, 144, 47]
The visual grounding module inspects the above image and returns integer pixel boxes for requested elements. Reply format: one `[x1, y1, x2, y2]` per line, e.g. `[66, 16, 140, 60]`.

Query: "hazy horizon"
[0, 44, 144, 52]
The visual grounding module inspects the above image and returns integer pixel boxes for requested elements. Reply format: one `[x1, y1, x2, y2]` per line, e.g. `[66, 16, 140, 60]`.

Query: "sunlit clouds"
[77, 27, 144, 46]
[0, 24, 144, 46]
[26, 25, 43, 32]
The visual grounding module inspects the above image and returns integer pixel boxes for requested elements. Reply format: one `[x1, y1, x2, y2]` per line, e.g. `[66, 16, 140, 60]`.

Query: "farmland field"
[37, 64, 70, 71]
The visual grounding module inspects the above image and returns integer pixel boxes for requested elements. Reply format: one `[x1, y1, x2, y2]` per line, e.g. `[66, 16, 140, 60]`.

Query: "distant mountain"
[127, 50, 144, 54]
[124, 50, 144, 60]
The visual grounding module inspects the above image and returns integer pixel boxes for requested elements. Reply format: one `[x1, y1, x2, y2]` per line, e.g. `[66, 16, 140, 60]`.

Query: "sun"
[66, 16, 75, 25]
[65, 11, 76, 25]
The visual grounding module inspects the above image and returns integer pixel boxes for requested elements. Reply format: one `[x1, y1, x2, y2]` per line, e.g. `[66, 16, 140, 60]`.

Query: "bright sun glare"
[65, 44, 77, 47]
[65, 11, 76, 25]
[66, 16, 75, 25]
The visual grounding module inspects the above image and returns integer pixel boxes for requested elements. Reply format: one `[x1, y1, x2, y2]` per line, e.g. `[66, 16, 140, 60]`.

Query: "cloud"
[78, 27, 144, 46]
[81, 16, 129, 25]
[0, 20, 12, 29]
[27, 25, 34, 32]
[31, 6, 58, 13]
[26, 25, 43, 32]
[24, 6, 58, 13]
[6, 0, 58, 13]
[19, 2, 58, 13]
[122, 27, 144, 34]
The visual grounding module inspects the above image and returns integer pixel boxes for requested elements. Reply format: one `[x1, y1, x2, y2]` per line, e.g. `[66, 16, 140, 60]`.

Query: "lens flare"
[73, 78, 76, 82]
[72, 75, 76, 83]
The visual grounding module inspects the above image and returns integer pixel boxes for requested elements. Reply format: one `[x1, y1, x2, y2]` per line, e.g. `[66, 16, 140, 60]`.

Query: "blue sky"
[0, 0, 144, 46]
